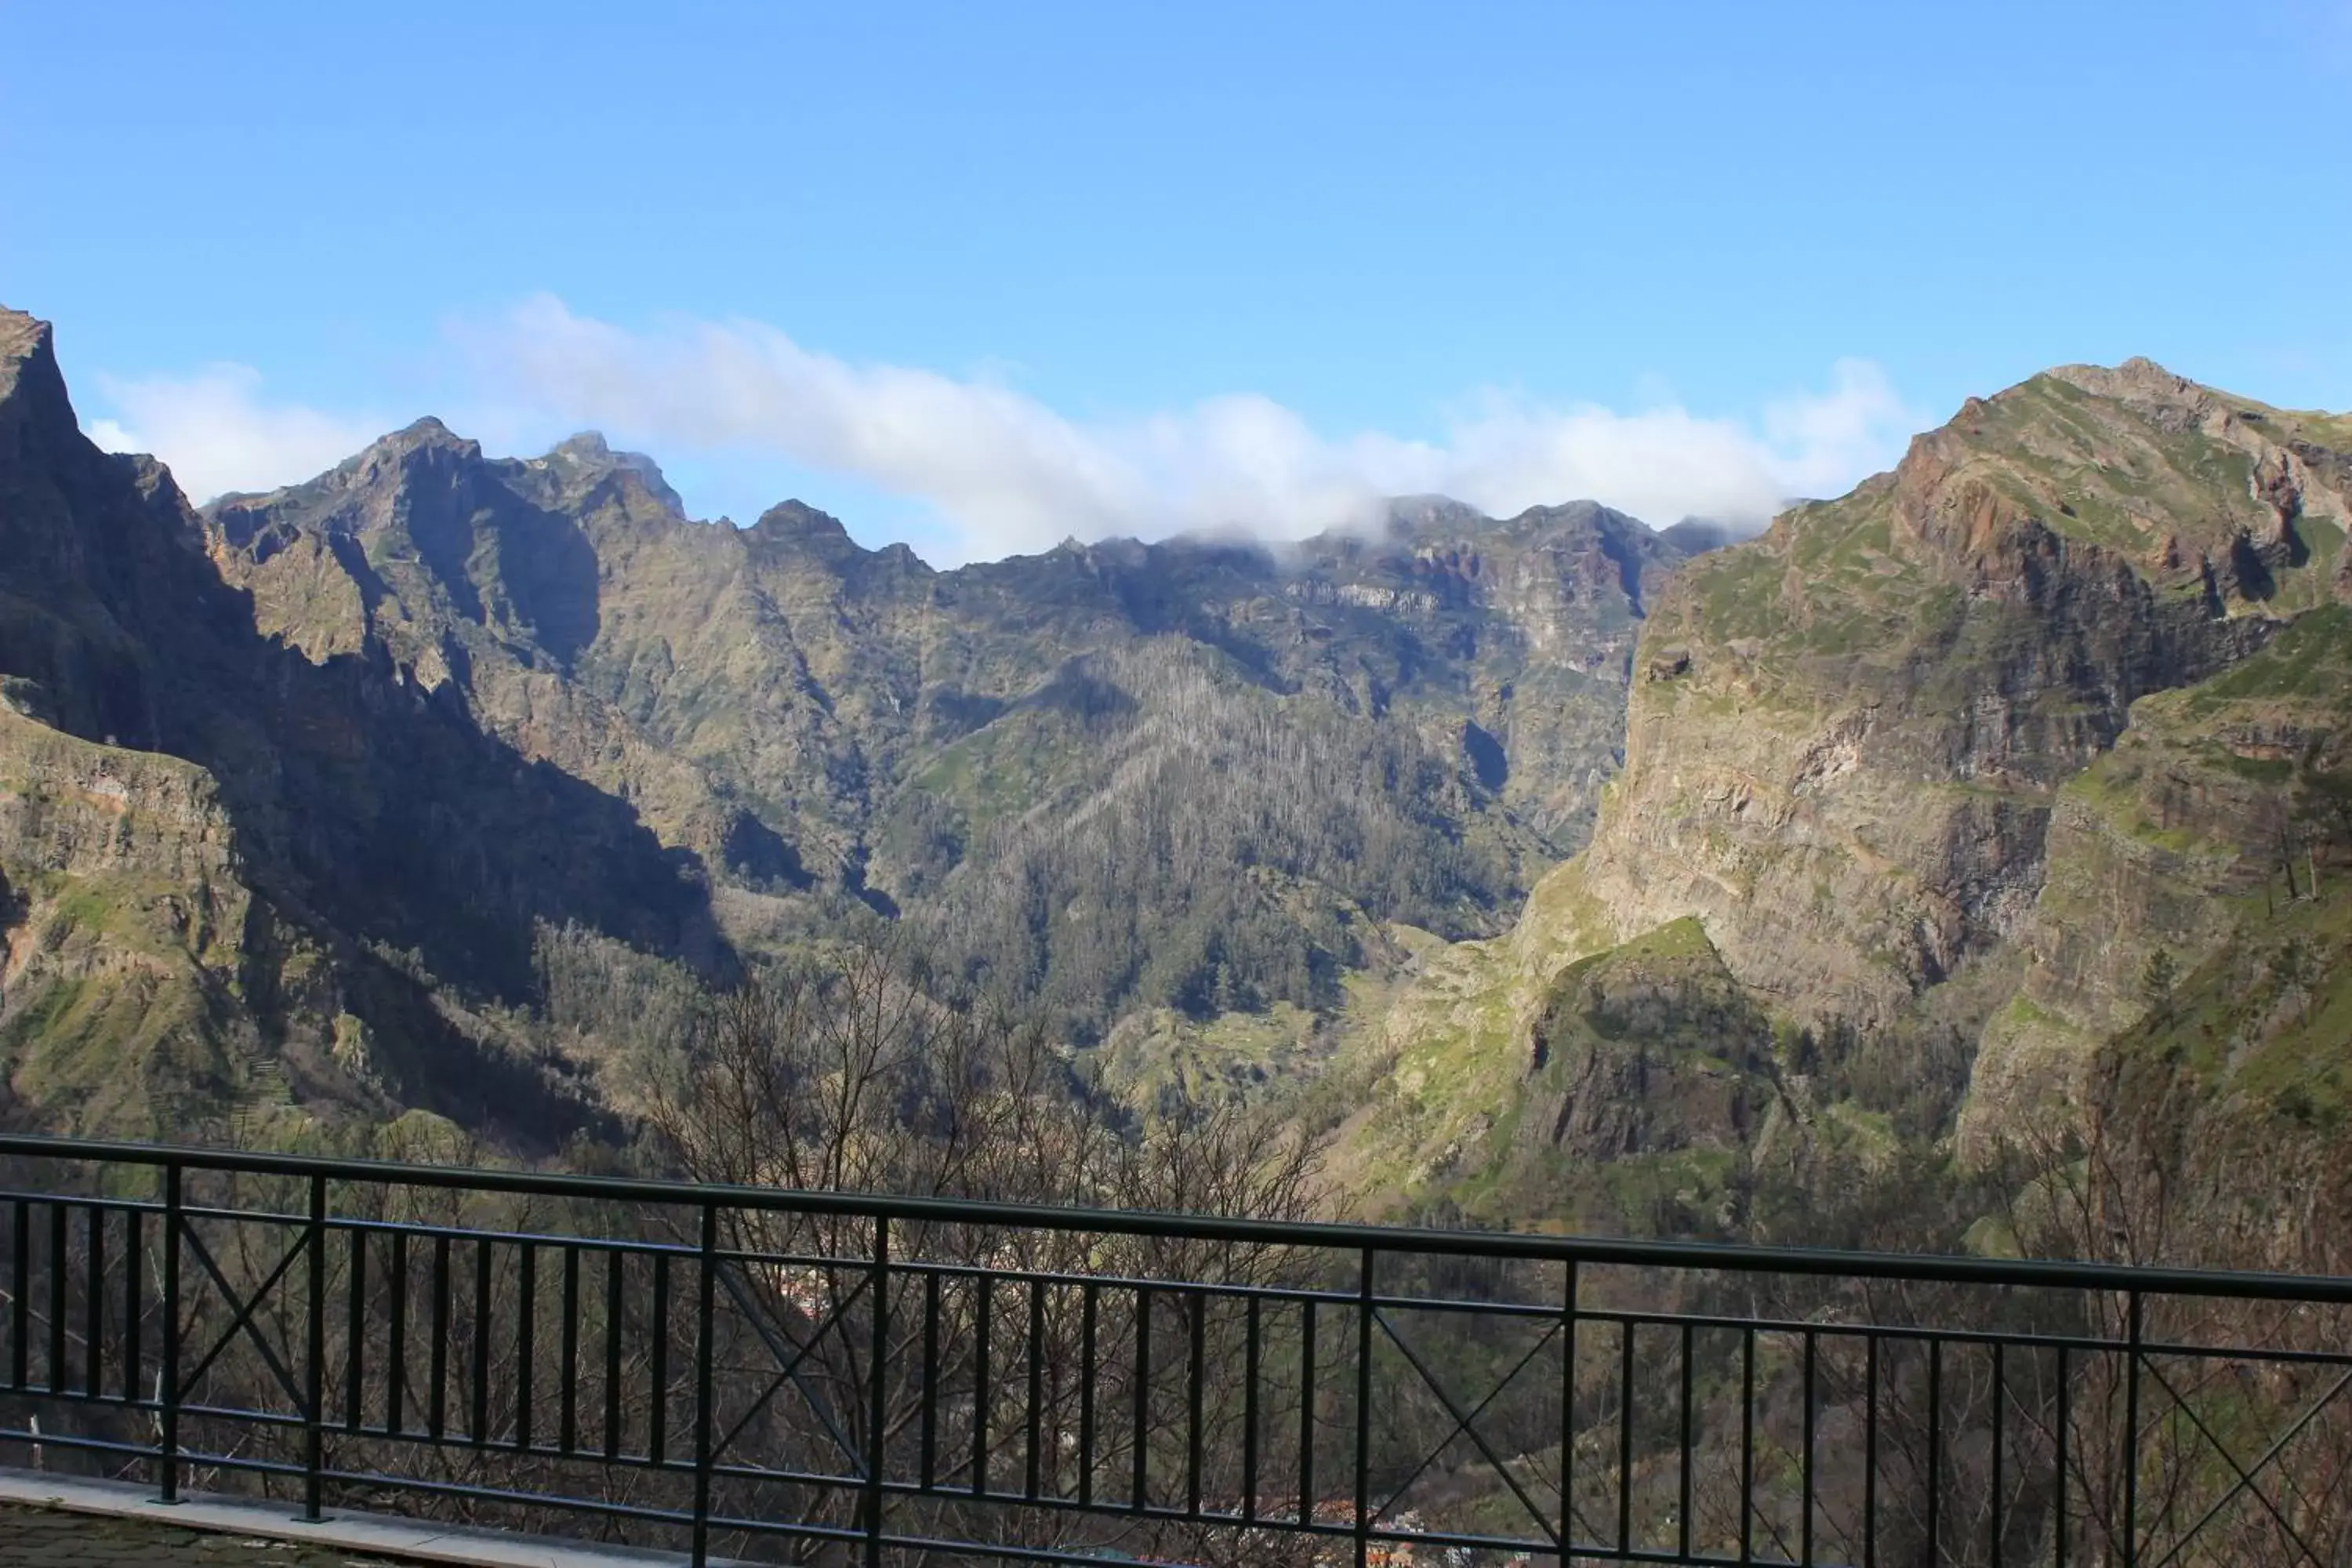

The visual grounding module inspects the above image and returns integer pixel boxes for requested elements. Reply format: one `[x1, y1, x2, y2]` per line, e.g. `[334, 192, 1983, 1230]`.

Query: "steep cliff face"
[0, 709, 263, 1132]
[1352, 361, 2352, 1214]
[206, 419, 808, 884]
[1570, 361, 2340, 1033]
[0, 307, 728, 1140]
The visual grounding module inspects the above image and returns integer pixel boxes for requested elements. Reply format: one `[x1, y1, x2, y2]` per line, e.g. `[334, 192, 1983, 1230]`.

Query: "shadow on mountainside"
[0, 307, 731, 1142]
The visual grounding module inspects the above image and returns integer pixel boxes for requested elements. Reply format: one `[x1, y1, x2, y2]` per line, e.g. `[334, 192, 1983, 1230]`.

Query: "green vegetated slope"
[2098, 867, 2352, 1276]
[1969, 605, 2352, 1149]
[1347, 358, 2352, 1250]
[2026, 607, 2352, 1276]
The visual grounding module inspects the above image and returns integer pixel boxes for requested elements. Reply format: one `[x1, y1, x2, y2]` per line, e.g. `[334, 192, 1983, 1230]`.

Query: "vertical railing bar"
[1562, 1260, 1579, 1555]
[303, 1172, 327, 1523]
[558, 1244, 579, 1454]
[1243, 1291, 1262, 1525]
[1076, 1279, 1096, 1509]
[1298, 1298, 1317, 1526]
[428, 1232, 451, 1441]
[2124, 1292, 2143, 1568]
[386, 1229, 407, 1437]
[343, 1226, 365, 1432]
[1802, 1327, 1817, 1565]
[864, 1215, 890, 1568]
[1864, 1332, 1878, 1568]
[1130, 1283, 1149, 1512]
[156, 1164, 182, 1504]
[1679, 1318, 1694, 1563]
[2055, 1343, 2069, 1568]
[691, 1203, 717, 1568]
[122, 1203, 142, 1406]
[470, 1236, 493, 1443]
[47, 1200, 65, 1392]
[975, 1271, 994, 1497]
[921, 1269, 942, 1492]
[1186, 1287, 1206, 1519]
[648, 1249, 670, 1466]
[1354, 1250, 1374, 1568]
[1027, 1275, 1047, 1501]
[514, 1240, 535, 1453]
[9, 1196, 27, 1392]
[1926, 1338, 1942, 1564]
[84, 1200, 104, 1399]
[1740, 1326, 1755, 1563]
[1617, 1321, 1635, 1555]
[1991, 1338, 2005, 1565]
[602, 1247, 623, 1460]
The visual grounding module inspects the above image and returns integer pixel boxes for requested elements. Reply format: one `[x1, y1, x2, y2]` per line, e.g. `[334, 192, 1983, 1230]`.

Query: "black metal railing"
[0, 1134, 2348, 1566]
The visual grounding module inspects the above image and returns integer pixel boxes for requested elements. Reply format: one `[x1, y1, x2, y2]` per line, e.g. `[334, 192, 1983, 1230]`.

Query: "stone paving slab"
[5, 1501, 411, 1566]
[0, 1472, 709, 1568]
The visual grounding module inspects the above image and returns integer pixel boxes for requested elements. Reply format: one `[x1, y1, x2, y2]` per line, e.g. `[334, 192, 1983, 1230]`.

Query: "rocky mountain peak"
[375, 416, 479, 458]
[0, 307, 80, 448]
[549, 430, 614, 460]
[0, 307, 53, 374]
[536, 431, 686, 514]
[751, 499, 858, 549]
[1381, 495, 1489, 539]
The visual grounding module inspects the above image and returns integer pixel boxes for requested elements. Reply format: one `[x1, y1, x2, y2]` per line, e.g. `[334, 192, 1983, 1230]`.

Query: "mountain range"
[0, 304, 1697, 1139]
[6, 301, 2350, 1276]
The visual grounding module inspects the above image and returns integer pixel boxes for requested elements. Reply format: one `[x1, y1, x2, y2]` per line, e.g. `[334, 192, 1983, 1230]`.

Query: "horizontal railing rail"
[0, 1134, 2346, 1567]
[3, 1134, 2347, 1303]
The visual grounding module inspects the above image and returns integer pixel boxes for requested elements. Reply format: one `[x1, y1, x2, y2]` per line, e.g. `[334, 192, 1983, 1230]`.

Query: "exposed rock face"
[209, 468, 1682, 873]
[0, 307, 728, 1140]
[200, 441, 1693, 1033]
[1566, 363, 2344, 1036]
[1352, 361, 2352, 1210]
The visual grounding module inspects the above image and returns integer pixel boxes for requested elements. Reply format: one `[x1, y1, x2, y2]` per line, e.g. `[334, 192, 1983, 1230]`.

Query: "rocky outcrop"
[1513, 918, 1771, 1164]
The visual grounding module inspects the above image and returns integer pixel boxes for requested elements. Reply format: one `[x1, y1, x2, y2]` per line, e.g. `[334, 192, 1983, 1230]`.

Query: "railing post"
[155, 1159, 182, 1505]
[867, 1214, 891, 1568]
[303, 1171, 326, 1522]
[1559, 1258, 1577, 1559]
[1354, 1247, 1373, 1568]
[2124, 1289, 2143, 1568]
[691, 1201, 717, 1568]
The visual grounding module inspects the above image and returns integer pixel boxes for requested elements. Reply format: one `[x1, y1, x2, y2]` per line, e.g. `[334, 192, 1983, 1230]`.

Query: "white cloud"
[84, 300, 1928, 561]
[459, 295, 1926, 564]
[86, 365, 386, 504]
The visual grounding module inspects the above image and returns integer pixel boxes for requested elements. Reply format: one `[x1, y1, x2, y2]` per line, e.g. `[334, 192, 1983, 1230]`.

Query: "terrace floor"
[0, 1475, 690, 1568]
[5, 1501, 409, 1567]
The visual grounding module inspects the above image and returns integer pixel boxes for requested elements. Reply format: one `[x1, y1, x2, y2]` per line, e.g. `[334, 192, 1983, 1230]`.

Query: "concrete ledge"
[0, 1468, 728, 1568]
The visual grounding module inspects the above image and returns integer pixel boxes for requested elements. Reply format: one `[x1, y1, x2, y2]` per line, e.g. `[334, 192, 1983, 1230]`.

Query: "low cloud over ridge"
[94, 295, 1925, 563]
[473, 297, 1920, 560]
[87, 365, 387, 509]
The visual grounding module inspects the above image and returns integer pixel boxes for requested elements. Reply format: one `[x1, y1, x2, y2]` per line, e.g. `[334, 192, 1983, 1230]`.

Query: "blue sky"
[5, 1, 2347, 562]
